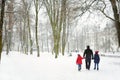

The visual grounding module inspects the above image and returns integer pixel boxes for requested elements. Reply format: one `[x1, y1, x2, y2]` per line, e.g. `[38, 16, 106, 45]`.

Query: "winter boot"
[97, 68, 99, 70]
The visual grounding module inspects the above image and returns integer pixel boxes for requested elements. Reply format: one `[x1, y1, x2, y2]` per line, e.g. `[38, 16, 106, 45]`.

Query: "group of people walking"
[76, 45, 100, 71]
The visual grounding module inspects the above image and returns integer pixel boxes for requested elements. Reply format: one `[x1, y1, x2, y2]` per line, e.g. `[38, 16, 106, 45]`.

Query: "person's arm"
[98, 55, 100, 63]
[83, 50, 86, 58]
[76, 58, 78, 64]
[91, 50, 94, 59]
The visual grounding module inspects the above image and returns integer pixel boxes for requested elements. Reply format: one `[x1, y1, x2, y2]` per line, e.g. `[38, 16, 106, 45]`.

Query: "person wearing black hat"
[83, 45, 93, 70]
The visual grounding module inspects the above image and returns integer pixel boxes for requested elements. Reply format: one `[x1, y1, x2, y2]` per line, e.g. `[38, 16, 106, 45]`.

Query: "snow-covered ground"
[0, 51, 120, 80]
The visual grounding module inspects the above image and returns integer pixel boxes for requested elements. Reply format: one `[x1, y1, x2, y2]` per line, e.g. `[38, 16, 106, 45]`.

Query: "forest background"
[0, 0, 120, 61]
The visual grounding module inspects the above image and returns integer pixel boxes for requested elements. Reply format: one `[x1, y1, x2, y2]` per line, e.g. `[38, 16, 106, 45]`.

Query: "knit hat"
[95, 51, 99, 54]
[78, 54, 80, 56]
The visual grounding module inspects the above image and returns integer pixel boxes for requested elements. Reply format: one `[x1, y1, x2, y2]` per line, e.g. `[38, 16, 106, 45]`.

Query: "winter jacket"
[76, 54, 84, 64]
[94, 53, 100, 63]
[83, 48, 93, 61]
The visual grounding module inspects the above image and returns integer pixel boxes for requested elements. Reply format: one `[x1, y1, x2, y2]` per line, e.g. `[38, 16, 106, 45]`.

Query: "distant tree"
[22, 0, 33, 55]
[5, 0, 14, 55]
[72, 0, 120, 49]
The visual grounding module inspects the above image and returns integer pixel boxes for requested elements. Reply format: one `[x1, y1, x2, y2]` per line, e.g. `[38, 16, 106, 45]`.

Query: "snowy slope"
[0, 51, 120, 80]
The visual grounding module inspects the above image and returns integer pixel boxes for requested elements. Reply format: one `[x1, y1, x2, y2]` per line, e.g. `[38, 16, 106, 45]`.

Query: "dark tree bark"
[61, 0, 67, 56]
[109, 0, 120, 47]
[0, 0, 6, 62]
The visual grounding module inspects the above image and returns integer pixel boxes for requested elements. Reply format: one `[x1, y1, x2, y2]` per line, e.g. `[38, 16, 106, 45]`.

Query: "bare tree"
[93, 0, 120, 48]
[5, 0, 14, 55]
[34, 0, 43, 57]
[44, 0, 67, 58]
[0, 0, 6, 62]
[69, 0, 120, 49]
[109, 0, 120, 48]
[61, 0, 67, 55]
[22, 0, 33, 55]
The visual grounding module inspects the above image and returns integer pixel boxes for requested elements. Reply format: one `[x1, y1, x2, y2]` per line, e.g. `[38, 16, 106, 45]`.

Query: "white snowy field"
[0, 51, 120, 80]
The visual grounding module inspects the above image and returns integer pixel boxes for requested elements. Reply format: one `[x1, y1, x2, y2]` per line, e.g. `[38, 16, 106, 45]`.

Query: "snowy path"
[0, 52, 120, 80]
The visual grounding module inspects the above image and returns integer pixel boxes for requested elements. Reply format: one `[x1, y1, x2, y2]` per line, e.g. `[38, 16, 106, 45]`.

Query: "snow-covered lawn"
[0, 51, 120, 80]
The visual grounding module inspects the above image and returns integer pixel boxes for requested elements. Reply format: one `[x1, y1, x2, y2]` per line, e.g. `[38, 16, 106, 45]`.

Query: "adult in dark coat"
[83, 45, 93, 70]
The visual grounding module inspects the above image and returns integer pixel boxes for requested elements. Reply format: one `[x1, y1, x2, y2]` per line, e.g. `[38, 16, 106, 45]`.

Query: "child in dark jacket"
[76, 54, 84, 71]
[93, 51, 100, 70]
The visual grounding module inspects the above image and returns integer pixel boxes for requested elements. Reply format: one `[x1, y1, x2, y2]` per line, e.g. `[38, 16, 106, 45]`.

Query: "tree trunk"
[44, 0, 63, 58]
[34, 0, 40, 57]
[53, 33, 61, 58]
[22, 0, 33, 55]
[109, 0, 120, 47]
[27, 10, 33, 55]
[0, 0, 6, 62]
[61, 0, 67, 56]
[6, 0, 14, 55]
[46, 28, 49, 52]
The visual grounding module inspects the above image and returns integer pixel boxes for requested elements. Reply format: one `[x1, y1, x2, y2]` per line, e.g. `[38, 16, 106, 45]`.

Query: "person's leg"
[85, 60, 88, 69]
[78, 65, 79, 71]
[78, 64, 81, 71]
[97, 63, 99, 70]
[94, 63, 96, 70]
[88, 60, 91, 70]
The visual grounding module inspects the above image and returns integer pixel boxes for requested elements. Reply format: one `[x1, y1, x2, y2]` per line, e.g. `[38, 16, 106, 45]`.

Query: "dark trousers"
[78, 64, 81, 71]
[94, 63, 99, 70]
[85, 60, 91, 70]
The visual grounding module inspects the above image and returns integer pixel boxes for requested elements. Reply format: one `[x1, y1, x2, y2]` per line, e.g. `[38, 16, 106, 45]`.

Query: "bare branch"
[75, 0, 97, 18]
[98, 0, 117, 22]
[5, 11, 18, 13]
[99, 9, 116, 21]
